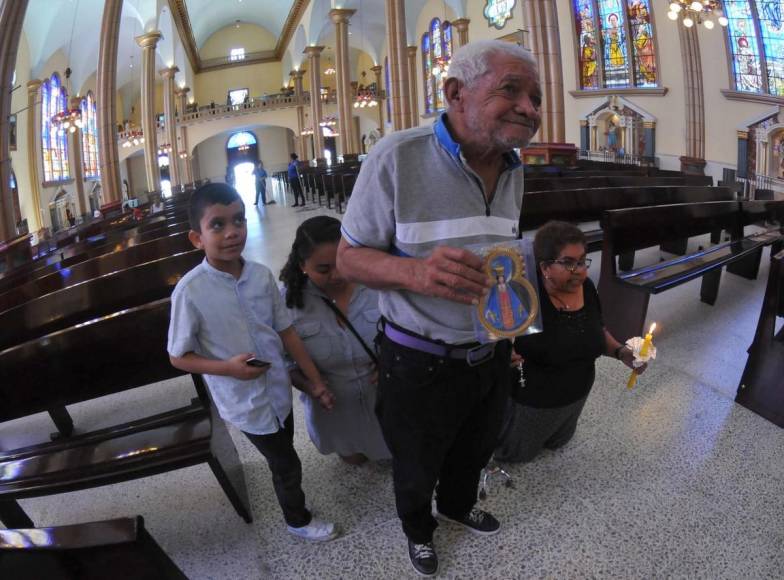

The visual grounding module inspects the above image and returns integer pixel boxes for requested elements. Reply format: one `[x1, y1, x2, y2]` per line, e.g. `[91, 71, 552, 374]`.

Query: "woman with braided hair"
[280, 216, 390, 464]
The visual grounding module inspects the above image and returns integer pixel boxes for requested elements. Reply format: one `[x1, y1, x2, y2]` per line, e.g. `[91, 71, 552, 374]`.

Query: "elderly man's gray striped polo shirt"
[341, 114, 525, 344]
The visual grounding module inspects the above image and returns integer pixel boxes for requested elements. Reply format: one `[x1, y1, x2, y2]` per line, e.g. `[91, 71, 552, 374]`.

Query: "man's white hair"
[447, 40, 537, 88]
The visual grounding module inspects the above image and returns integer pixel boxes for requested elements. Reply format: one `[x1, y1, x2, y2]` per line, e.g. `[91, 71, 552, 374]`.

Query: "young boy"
[168, 183, 338, 541]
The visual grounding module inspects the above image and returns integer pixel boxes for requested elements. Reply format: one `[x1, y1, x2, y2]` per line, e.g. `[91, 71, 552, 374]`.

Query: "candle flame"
[648, 322, 657, 335]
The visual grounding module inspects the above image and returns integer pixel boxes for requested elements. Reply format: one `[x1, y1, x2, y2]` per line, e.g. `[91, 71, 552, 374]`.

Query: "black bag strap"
[320, 297, 378, 365]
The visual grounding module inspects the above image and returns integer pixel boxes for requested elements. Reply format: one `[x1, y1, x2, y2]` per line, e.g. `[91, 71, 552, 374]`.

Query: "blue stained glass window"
[754, 0, 784, 95]
[574, 0, 600, 89]
[227, 131, 257, 149]
[81, 92, 99, 179]
[726, 0, 765, 93]
[574, 0, 659, 89]
[422, 33, 434, 114]
[597, 0, 630, 87]
[41, 73, 70, 182]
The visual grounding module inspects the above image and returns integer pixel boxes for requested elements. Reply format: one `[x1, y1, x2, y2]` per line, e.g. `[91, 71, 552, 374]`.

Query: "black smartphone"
[245, 357, 271, 369]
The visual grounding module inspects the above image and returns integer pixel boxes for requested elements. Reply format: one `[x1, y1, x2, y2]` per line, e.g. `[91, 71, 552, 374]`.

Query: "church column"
[68, 96, 87, 216]
[370, 65, 384, 136]
[407, 46, 419, 128]
[160, 66, 181, 188]
[0, 0, 29, 240]
[175, 86, 193, 185]
[523, 0, 565, 142]
[385, 0, 411, 130]
[291, 69, 307, 160]
[96, 0, 123, 207]
[25, 80, 43, 231]
[304, 45, 325, 161]
[135, 31, 162, 192]
[329, 9, 358, 157]
[452, 18, 470, 48]
[678, 24, 706, 175]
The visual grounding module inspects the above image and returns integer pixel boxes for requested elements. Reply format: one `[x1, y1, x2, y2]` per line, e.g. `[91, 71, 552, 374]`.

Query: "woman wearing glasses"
[495, 221, 646, 463]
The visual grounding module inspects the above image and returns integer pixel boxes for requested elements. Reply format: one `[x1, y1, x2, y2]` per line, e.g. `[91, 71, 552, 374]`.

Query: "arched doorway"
[158, 154, 172, 198]
[227, 131, 259, 205]
[49, 189, 74, 232]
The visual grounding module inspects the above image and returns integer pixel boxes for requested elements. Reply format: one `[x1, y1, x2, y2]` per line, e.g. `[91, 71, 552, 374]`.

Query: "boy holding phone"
[168, 183, 338, 541]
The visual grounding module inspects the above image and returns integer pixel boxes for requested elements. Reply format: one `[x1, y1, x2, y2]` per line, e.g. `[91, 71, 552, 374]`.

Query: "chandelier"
[667, 1, 728, 29]
[319, 116, 338, 128]
[51, 67, 82, 134]
[158, 143, 172, 156]
[300, 127, 314, 136]
[353, 71, 378, 108]
[121, 129, 144, 148]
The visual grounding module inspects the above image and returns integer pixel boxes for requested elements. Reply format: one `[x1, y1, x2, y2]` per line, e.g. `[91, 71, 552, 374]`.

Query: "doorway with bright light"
[233, 162, 256, 205]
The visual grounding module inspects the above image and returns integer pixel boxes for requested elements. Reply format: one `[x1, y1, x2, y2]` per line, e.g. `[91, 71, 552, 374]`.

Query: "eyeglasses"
[550, 258, 592, 272]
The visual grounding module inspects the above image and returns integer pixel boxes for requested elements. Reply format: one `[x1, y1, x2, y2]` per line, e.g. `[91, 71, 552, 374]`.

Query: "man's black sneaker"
[436, 507, 501, 536]
[408, 540, 438, 577]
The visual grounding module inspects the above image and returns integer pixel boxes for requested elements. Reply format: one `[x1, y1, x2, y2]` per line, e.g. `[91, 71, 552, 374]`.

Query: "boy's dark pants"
[243, 412, 311, 528]
[375, 335, 511, 544]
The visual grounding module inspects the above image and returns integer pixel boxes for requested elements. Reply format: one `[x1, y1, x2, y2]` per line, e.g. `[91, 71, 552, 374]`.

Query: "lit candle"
[627, 322, 656, 389]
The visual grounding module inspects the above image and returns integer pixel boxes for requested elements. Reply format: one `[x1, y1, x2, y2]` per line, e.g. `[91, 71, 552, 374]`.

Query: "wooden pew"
[0, 516, 187, 579]
[598, 201, 784, 341]
[735, 249, 784, 427]
[0, 227, 190, 296]
[0, 233, 194, 313]
[524, 174, 712, 192]
[0, 249, 203, 351]
[518, 186, 736, 268]
[0, 298, 253, 528]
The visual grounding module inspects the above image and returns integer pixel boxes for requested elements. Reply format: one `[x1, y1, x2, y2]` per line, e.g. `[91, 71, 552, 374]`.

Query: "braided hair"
[280, 215, 342, 309]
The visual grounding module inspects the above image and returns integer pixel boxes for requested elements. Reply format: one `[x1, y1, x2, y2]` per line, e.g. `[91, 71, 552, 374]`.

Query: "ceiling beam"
[167, 0, 310, 74]
[275, 0, 310, 60]
[167, 0, 201, 72]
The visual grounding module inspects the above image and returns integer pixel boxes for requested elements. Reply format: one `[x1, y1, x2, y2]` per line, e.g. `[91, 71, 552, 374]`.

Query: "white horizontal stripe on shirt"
[396, 216, 518, 245]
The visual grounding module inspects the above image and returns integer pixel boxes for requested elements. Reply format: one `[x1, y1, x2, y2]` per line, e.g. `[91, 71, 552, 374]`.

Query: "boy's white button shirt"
[168, 258, 293, 435]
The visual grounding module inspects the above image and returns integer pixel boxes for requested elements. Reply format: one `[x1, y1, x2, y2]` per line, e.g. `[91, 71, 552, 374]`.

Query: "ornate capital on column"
[452, 18, 470, 46]
[159, 65, 179, 79]
[290, 69, 306, 79]
[407, 45, 417, 57]
[26, 79, 42, 95]
[643, 121, 656, 129]
[174, 86, 190, 98]
[329, 8, 356, 24]
[135, 31, 162, 49]
[370, 65, 382, 75]
[737, 130, 749, 140]
[69, 96, 82, 110]
[303, 45, 325, 57]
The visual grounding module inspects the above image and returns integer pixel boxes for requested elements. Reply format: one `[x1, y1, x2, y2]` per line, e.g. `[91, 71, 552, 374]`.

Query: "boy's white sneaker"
[287, 518, 339, 542]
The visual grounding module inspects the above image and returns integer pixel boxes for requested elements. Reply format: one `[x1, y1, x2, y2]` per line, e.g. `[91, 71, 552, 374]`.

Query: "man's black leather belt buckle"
[463, 343, 496, 367]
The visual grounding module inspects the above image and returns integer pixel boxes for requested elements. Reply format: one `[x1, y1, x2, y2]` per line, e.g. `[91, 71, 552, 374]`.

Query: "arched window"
[41, 73, 70, 182]
[80, 91, 99, 179]
[227, 131, 257, 149]
[573, 0, 658, 90]
[421, 18, 454, 115]
[724, 0, 784, 96]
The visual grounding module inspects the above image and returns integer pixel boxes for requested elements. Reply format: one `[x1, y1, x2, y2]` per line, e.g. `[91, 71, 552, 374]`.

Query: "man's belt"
[383, 324, 496, 367]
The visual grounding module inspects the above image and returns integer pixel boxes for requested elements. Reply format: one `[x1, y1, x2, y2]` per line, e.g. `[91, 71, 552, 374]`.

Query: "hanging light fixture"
[353, 71, 378, 108]
[667, 1, 728, 29]
[324, 55, 336, 76]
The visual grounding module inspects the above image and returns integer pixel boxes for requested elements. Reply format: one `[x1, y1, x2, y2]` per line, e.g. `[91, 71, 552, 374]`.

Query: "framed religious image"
[9, 114, 16, 151]
[484, 0, 517, 30]
[469, 239, 542, 343]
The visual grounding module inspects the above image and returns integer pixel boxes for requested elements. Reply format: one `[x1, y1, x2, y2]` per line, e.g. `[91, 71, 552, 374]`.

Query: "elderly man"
[337, 40, 541, 576]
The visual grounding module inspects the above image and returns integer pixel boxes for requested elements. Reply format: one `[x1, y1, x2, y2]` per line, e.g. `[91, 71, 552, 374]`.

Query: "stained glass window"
[81, 91, 99, 179]
[752, 0, 784, 95]
[422, 33, 434, 113]
[226, 131, 257, 148]
[41, 73, 70, 182]
[421, 18, 453, 114]
[572, 0, 658, 89]
[575, 0, 600, 89]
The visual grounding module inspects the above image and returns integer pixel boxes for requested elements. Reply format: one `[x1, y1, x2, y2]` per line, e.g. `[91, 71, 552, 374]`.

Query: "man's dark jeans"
[243, 412, 311, 527]
[375, 334, 511, 544]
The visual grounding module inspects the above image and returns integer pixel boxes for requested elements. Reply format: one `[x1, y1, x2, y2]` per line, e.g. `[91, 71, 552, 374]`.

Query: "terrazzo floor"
[2, 181, 783, 579]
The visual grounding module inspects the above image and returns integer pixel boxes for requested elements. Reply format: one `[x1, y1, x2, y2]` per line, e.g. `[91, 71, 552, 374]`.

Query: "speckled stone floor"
[2, 182, 783, 579]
